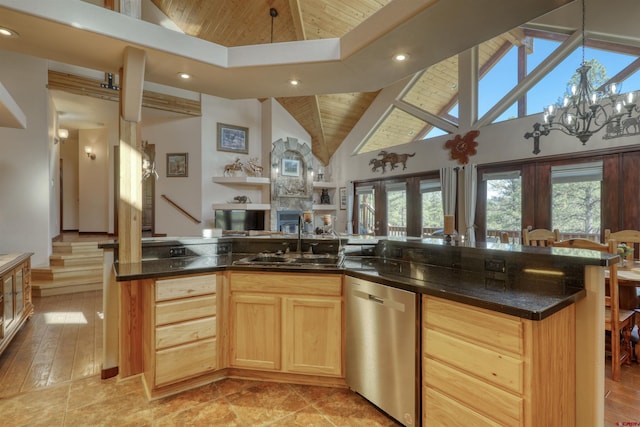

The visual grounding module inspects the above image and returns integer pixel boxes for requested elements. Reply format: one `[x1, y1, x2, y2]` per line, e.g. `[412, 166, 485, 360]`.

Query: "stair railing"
[161, 194, 201, 224]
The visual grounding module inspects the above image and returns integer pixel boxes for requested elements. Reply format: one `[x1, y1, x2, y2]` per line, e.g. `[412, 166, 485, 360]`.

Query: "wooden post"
[575, 265, 605, 427]
[117, 46, 146, 377]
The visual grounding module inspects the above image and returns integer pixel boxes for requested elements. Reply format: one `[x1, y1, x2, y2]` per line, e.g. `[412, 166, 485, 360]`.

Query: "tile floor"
[1, 374, 401, 426]
[0, 290, 401, 426]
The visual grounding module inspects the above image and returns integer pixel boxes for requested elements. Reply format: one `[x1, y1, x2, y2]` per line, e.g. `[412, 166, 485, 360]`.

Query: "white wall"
[60, 135, 79, 230]
[202, 94, 263, 229]
[0, 51, 52, 266]
[142, 116, 202, 236]
[48, 94, 61, 239]
[78, 128, 110, 232]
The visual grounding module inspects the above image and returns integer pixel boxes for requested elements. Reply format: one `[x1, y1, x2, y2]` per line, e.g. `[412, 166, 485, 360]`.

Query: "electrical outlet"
[485, 258, 506, 273]
[169, 247, 186, 257]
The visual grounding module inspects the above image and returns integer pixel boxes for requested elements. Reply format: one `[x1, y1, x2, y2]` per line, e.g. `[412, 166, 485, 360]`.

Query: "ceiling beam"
[48, 70, 201, 116]
[477, 29, 582, 128]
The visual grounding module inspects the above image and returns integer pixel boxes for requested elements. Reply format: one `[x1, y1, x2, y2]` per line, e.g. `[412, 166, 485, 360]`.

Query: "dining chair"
[522, 228, 560, 246]
[551, 238, 636, 381]
[604, 229, 640, 264]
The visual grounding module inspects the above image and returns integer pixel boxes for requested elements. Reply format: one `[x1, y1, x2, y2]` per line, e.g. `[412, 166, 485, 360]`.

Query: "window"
[551, 162, 602, 239]
[420, 179, 443, 235]
[356, 185, 375, 235]
[483, 170, 522, 241]
[386, 182, 407, 236]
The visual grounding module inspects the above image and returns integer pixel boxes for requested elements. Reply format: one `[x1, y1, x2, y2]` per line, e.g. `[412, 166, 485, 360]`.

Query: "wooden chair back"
[499, 231, 510, 244]
[522, 228, 560, 246]
[551, 238, 635, 381]
[604, 229, 640, 264]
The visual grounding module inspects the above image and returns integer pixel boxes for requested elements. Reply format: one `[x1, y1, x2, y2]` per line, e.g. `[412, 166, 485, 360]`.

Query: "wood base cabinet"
[0, 253, 33, 356]
[229, 272, 343, 377]
[142, 274, 219, 395]
[422, 295, 575, 426]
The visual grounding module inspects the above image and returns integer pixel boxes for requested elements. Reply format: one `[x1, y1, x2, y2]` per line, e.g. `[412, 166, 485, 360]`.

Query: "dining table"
[613, 260, 640, 312]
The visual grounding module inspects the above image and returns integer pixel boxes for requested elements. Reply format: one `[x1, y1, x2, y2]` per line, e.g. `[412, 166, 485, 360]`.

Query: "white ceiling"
[0, 0, 572, 98]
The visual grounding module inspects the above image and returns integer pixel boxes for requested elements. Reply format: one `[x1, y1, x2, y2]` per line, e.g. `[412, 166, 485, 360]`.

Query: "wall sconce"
[84, 146, 96, 160]
[55, 128, 68, 144]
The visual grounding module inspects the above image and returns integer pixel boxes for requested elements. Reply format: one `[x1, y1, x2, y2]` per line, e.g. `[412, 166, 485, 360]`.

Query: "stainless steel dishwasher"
[346, 276, 419, 426]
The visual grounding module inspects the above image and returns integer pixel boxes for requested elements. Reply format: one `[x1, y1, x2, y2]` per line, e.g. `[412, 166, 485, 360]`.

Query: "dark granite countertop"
[112, 251, 592, 320]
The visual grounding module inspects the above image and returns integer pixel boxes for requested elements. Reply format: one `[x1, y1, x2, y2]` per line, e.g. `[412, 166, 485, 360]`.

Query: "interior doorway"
[141, 144, 156, 236]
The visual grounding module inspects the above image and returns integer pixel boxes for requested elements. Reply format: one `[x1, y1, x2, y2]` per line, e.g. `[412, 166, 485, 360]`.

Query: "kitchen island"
[102, 236, 612, 426]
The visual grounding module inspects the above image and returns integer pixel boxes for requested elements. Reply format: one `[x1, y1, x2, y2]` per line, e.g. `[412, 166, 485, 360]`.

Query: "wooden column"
[117, 46, 146, 377]
[575, 265, 605, 427]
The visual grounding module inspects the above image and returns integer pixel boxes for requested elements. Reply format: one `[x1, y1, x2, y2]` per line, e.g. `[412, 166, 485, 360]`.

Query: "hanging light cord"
[581, 0, 586, 65]
[270, 8, 278, 43]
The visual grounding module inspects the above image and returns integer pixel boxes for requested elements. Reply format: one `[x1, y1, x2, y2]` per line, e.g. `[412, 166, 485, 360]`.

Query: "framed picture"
[339, 187, 347, 210]
[217, 123, 249, 154]
[281, 158, 301, 177]
[166, 153, 188, 177]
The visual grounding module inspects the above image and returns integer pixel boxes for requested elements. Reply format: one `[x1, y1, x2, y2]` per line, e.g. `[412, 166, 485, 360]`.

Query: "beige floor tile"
[226, 382, 310, 426]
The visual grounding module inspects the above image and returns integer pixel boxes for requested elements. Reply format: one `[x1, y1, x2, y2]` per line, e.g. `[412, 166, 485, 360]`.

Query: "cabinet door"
[2, 275, 14, 330]
[15, 268, 23, 318]
[230, 293, 281, 370]
[283, 297, 342, 376]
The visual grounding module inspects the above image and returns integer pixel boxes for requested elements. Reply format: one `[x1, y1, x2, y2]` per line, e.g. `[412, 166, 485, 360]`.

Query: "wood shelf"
[212, 203, 271, 211]
[313, 205, 337, 211]
[312, 181, 337, 188]
[212, 176, 270, 186]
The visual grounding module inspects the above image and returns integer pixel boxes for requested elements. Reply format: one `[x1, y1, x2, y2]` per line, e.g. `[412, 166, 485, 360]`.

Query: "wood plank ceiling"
[149, 0, 522, 164]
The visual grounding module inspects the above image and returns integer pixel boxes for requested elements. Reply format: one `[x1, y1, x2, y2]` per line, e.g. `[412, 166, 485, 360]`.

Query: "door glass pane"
[357, 189, 375, 235]
[486, 176, 522, 242]
[387, 186, 407, 237]
[421, 190, 443, 236]
[552, 181, 601, 240]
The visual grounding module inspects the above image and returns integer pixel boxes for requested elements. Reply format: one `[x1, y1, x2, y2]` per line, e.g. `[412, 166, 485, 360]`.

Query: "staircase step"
[52, 241, 103, 255]
[31, 276, 102, 297]
[49, 254, 104, 267]
[32, 265, 102, 281]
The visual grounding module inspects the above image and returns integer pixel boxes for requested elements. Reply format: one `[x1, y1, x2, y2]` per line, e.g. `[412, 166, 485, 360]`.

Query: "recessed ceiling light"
[290, 79, 300, 86]
[0, 27, 19, 38]
[178, 72, 191, 79]
[393, 53, 408, 62]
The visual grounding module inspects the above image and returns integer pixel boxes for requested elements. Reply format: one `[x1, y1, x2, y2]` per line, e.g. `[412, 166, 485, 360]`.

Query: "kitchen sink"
[234, 253, 343, 268]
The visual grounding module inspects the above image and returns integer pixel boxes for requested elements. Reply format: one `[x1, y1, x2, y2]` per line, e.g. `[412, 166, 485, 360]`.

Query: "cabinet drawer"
[424, 386, 502, 427]
[424, 357, 523, 426]
[156, 295, 216, 325]
[156, 275, 216, 301]
[156, 317, 216, 349]
[155, 338, 217, 386]
[424, 328, 523, 394]
[230, 272, 341, 296]
[424, 296, 523, 355]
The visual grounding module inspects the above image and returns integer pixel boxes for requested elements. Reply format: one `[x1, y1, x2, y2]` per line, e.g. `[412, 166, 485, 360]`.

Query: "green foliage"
[486, 179, 522, 232]
[387, 190, 406, 227]
[422, 191, 443, 228]
[552, 181, 601, 233]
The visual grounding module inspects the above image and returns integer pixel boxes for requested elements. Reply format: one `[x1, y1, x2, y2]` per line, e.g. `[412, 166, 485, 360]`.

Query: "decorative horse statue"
[244, 157, 264, 176]
[223, 158, 244, 176]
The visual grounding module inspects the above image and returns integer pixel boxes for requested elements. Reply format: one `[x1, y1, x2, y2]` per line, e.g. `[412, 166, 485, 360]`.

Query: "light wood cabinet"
[422, 295, 575, 427]
[284, 296, 342, 376]
[230, 293, 281, 370]
[143, 274, 219, 392]
[0, 253, 33, 355]
[229, 271, 343, 377]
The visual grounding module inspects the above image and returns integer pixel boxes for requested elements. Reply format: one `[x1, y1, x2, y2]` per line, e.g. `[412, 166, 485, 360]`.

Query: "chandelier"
[525, 0, 638, 154]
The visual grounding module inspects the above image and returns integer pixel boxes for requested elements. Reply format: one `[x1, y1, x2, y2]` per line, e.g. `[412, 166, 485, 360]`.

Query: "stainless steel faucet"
[297, 214, 303, 253]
